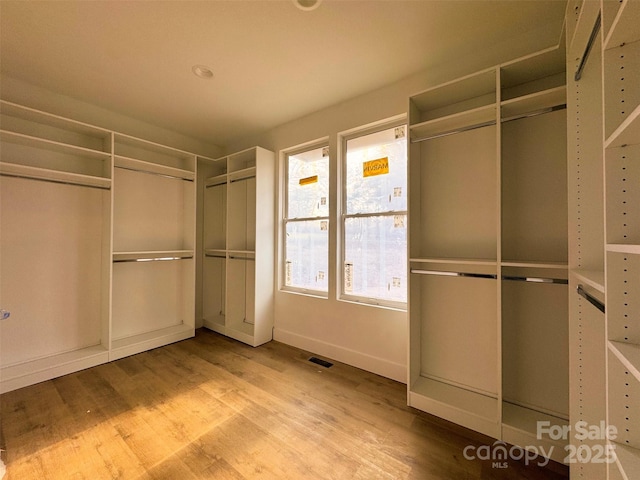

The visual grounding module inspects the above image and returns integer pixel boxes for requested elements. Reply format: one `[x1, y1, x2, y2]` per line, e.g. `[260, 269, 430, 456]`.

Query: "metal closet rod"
[113, 255, 193, 263]
[205, 253, 227, 259]
[410, 269, 568, 284]
[114, 165, 194, 182]
[0, 172, 110, 190]
[410, 269, 497, 280]
[411, 104, 567, 144]
[574, 12, 601, 82]
[577, 285, 605, 313]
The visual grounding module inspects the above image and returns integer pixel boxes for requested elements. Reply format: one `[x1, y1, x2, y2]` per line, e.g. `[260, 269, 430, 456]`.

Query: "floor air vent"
[309, 357, 333, 368]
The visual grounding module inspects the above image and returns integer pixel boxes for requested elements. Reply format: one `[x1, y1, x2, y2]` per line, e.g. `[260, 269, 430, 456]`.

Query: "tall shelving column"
[499, 45, 569, 464]
[567, 1, 608, 477]
[202, 147, 274, 347]
[111, 134, 196, 360]
[408, 68, 501, 438]
[603, 0, 640, 478]
[0, 100, 112, 393]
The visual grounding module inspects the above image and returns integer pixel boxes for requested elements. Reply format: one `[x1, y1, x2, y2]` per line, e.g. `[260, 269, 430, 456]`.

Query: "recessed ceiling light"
[192, 65, 214, 79]
[293, 0, 321, 11]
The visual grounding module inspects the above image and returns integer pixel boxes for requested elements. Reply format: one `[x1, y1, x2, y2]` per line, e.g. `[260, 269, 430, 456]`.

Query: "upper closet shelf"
[114, 155, 195, 181]
[114, 133, 195, 172]
[605, 105, 640, 149]
[409, 257, 497, 266]
[205, 173, 228, 187]
[0, 130, 111, 161]
[604, 0, 640, 50]
[410, 104, 496, 143]
[501, 260, 568, 269]
[229, 166, 257, 182]
[607, 244, 640, 254]
[609, 341, 640, 383]
[500, 86, 566, 120]
[572, 269, 605, 293]
[0, 162, 111, 189]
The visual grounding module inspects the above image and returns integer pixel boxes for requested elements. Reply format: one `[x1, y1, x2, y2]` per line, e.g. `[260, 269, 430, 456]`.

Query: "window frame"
[338, 117, 408, 310]
[281, 141, 330, 297]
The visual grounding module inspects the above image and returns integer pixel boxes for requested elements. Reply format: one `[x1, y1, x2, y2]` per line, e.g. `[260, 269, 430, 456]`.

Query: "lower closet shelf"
[110, 324, 194, 361]
[502, 402, 569, 463]
[203, 321, 259, 347]
[409, 376, 499, 437]
[612, 442, 640, 480]
[0, 345, 109, 393]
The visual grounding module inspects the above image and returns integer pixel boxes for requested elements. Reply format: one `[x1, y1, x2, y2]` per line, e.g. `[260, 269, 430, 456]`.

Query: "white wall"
[227, 31, 562, 383]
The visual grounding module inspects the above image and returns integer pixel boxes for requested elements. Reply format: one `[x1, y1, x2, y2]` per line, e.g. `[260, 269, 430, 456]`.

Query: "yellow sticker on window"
[363, 157, 389, 177]
[299, 175, 318, 186]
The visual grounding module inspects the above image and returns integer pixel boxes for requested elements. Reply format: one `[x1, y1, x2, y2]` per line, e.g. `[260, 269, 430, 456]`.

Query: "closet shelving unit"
[111, 134, 197, 360]
[408, 44, 569, 462]
[201, 147, 274, 347]
[0, 100, 229, 392]
[602, 0, 640, 478]
[0, 100, 112, 392]
[567, 6, 606, 475]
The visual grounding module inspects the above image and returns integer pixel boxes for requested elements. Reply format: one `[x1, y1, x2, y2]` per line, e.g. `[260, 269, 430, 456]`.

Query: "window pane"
[343, 215, 407, 303]
[287, 146, 329, 219]
[345, 126, 407, 215]
[285, 219, 328, 292]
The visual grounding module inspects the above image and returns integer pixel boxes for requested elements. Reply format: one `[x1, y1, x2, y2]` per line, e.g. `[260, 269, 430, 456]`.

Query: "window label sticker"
[392, 277, 401, 288]
[299, 175, 318, 186]
[395, 126, 406, 139]
[394, 215, 405, 228]
[320, 220, 328, 231]
[320, 196, 327, 206]
[363, 157, 389, 177]
[317, 271, 325, 281]
[285, 261, 292, 285]
[344, 263, 353, 292]
[393, 187, 402, 197]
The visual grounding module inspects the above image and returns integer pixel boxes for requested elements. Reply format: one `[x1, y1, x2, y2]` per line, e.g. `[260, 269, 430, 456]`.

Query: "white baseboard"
[274, 328, 406, 383]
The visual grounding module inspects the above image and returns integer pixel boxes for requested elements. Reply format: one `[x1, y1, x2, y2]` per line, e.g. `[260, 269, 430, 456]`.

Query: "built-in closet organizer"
[0, 100, 112, 392]
[408, 45, 569, 462]
[200, 147, 274, 347]
[111, 135, 199, 360]
[567, 1, 640, 478]
[0, 100, 224, 393]
[602, 0, 640, 477]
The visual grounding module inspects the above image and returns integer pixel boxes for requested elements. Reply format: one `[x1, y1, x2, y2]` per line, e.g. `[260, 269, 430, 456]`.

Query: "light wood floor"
[1, 329, 569, 479]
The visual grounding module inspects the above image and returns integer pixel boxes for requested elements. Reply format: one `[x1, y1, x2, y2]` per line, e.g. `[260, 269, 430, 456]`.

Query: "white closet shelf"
[114, 132, 194, 160]
[607, 244, 640, 254]
[409, 376, 499, 438]
[410, 104, 496, 142]
[609, 341, 640, 383]
[228, 250, 255, 259]
[113, 250, 194, 262]
[114, 155, 195, 181]
[0, 162, 111, 189]
[500, 86, 566, 119]
[605, 104, 640, 149]
[604, 0, 640, 50]
[228, 166, 257, 182]
[204, 248, 227, 257]
[410, 257, 497, 266]
[502, 260, 568, 269]
[0, 344, 109, 394]
[205, 173, 228, 187]
[572, 269, 605, 293]
[0, 129, 111, 160]
[501, 402, 569, 463]
[110, 324, 193, 361]
[612, 442, 640, 480]
[0, 100, 112, 140]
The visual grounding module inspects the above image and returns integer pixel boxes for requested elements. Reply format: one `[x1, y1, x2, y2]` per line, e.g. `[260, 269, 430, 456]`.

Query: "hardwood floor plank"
[0, 329, 569, 479]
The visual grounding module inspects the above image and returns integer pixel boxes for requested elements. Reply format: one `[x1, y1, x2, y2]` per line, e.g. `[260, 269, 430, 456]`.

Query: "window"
[283, 144, 330, 294]
[341, 123, 407, 307]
